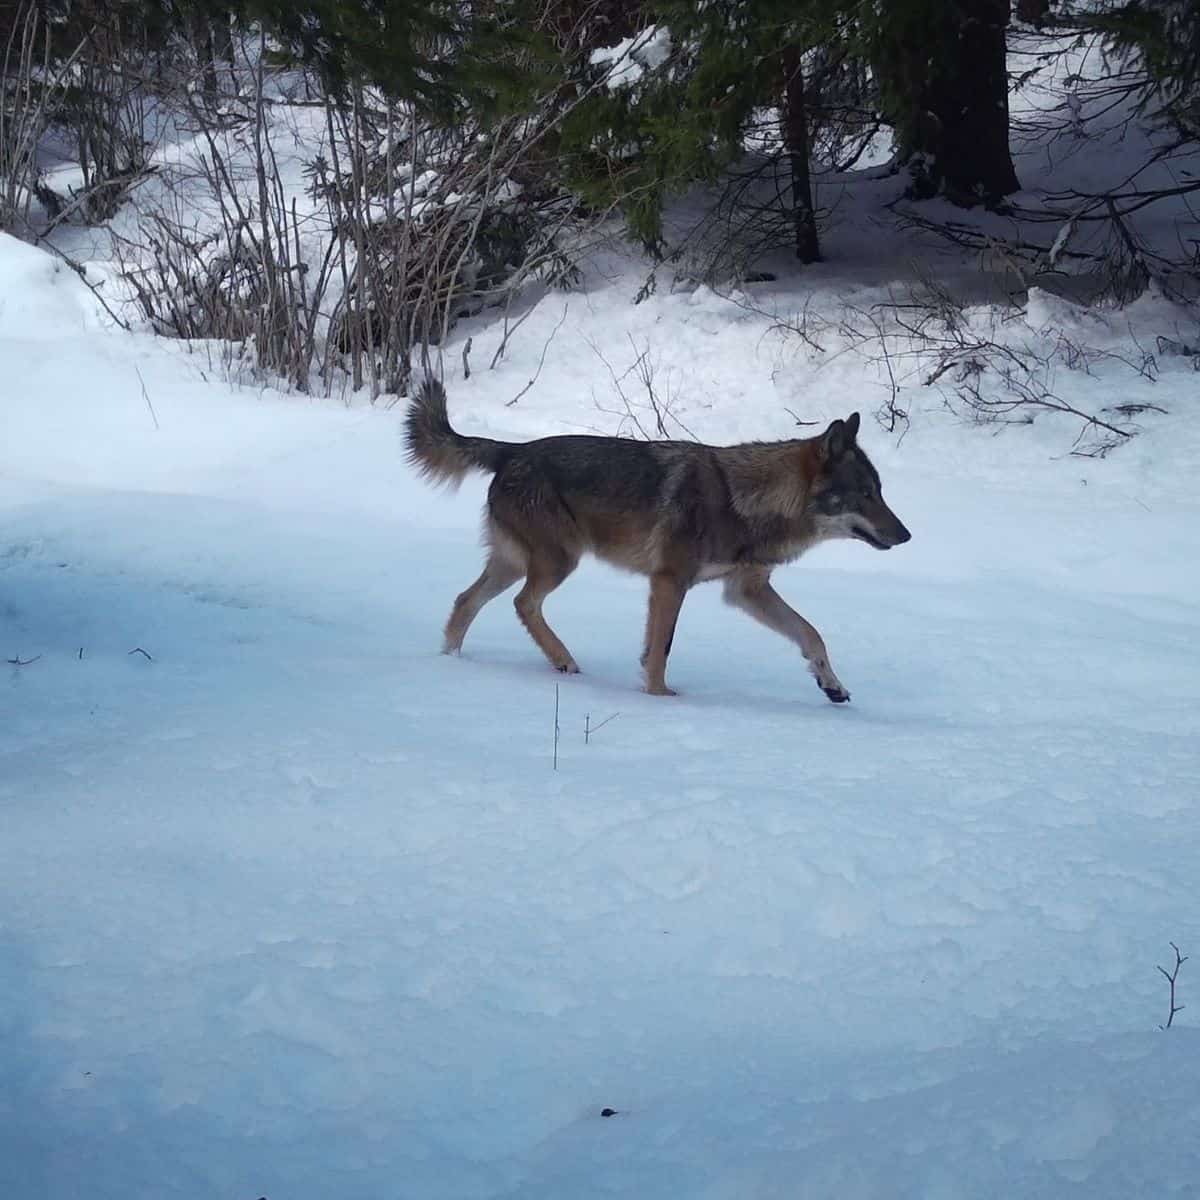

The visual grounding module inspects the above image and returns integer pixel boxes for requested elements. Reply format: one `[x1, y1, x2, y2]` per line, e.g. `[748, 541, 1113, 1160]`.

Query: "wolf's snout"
[877, 501, 912, 548]
[864, 501, 907, 549]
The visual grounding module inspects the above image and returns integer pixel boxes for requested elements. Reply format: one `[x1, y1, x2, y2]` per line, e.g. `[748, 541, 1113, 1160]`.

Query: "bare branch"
[1158, 942, 1188, 1030]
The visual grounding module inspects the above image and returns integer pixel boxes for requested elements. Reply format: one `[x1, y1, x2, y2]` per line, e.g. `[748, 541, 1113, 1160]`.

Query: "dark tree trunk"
[881, 0, 1019, 207]
[937, 0, 1019, 202]
[782, 47, 820, 263]
[214, 11, 236, 85]
[1014, 0, 1053, 27]
[202, 23, 220, 106]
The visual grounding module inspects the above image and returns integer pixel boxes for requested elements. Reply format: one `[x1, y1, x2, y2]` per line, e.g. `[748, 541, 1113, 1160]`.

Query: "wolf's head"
[810, 414, 911, 550]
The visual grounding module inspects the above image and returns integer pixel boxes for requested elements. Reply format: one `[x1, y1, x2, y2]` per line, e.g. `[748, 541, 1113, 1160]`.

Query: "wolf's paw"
[809, 657, 849, 704]
[645, 683, 678, 697]
[554, 661, 581, 675]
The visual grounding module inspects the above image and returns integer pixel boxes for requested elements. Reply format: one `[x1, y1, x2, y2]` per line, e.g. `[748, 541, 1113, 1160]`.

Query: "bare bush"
[58, 10, 154, 224]
[316, 86, 588, 397]
[113, 37, 332, 392]
[827, 278, 1165, 455]
[1, 1, 164, 238]
[109, 27, 628, 401]
[589, 335, 695, 439]
[1, 2, 86, 235]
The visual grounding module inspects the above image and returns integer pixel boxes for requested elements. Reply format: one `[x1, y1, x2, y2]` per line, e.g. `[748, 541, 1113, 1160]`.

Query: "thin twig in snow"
[134, 365, 160, 430]
[507, 304, 568, 406]
[553, 684, 560, 771]
[1158, 942, 1188, 1030]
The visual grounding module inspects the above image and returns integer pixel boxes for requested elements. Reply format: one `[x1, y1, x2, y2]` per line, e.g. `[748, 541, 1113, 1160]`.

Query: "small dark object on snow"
[601, 1108, 618, 1118]
[1156, 335, 1197, 358]
[744, 271, 777, 283]
[1106, 402, 1167, 418]
[128, 647, 154, 661]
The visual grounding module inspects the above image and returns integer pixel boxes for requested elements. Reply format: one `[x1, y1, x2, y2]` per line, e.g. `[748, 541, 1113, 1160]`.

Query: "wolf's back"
[404, 378, 506, 486]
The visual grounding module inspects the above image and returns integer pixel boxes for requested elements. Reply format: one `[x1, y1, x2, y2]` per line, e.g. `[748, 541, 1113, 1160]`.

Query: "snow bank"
[0, 233, 103, 340]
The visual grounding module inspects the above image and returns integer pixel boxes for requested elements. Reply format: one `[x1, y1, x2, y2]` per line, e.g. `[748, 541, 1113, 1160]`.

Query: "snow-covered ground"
[4, 210, 1200, 1199]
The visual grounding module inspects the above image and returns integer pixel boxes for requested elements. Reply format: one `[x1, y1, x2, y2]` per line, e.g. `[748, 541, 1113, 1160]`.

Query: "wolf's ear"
[819, 418, 849, 461]
[846, 412, 861, 440]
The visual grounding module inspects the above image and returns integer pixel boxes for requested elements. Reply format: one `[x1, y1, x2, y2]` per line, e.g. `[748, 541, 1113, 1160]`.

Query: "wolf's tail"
[404, 377, 506, 486]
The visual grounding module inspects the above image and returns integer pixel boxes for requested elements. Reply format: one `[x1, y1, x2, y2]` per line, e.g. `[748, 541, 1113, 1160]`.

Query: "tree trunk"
[202, 23, 219, 107]
[782, 47, 820, 263]
[881, 0, 1019, 206]
[938, 0, 1019, 202]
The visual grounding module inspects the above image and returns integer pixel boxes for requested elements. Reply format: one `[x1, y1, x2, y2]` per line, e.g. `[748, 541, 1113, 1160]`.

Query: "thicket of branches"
[1, 0, 618, 396]
[2, 0, 1197, 399]
[108, 38, 593, 396]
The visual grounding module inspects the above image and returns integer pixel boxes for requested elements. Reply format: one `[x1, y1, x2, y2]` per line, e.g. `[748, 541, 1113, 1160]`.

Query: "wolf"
[405, 378, 910, 702]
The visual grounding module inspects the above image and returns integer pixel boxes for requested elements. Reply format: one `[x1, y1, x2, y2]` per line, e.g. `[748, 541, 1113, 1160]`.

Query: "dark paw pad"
[822, 685, 851, 704]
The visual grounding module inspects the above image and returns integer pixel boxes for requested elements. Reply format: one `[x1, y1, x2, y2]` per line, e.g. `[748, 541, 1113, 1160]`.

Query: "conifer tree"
[1086, 1, 1200, 135]
[561, 0, 850, 259]
[867, 0, 1019, 205]
[561, 0, 1025, 263]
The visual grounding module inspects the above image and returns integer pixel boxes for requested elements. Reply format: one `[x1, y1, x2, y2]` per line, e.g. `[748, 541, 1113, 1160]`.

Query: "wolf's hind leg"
[513, 550, 581, 674]
[724, 569, 850, 703]
[444, 550, 523, 654]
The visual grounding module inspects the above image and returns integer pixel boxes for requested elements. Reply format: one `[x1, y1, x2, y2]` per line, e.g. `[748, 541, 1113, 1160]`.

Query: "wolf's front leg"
[723, 569, 850, 704]
[641, 571, 687, 695]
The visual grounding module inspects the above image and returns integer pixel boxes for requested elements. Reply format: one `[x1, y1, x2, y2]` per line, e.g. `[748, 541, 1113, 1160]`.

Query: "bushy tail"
[404, 377, 506, 486]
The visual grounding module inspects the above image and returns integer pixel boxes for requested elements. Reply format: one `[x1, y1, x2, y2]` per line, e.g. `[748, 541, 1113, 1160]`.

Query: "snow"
[4, 57, 1200, 1200]
[589, 27, 673, 91]
[0, 236, 102, 340]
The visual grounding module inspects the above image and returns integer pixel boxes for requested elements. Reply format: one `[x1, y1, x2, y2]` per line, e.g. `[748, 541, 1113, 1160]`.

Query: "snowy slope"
[3, 224, 1200, 1200]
